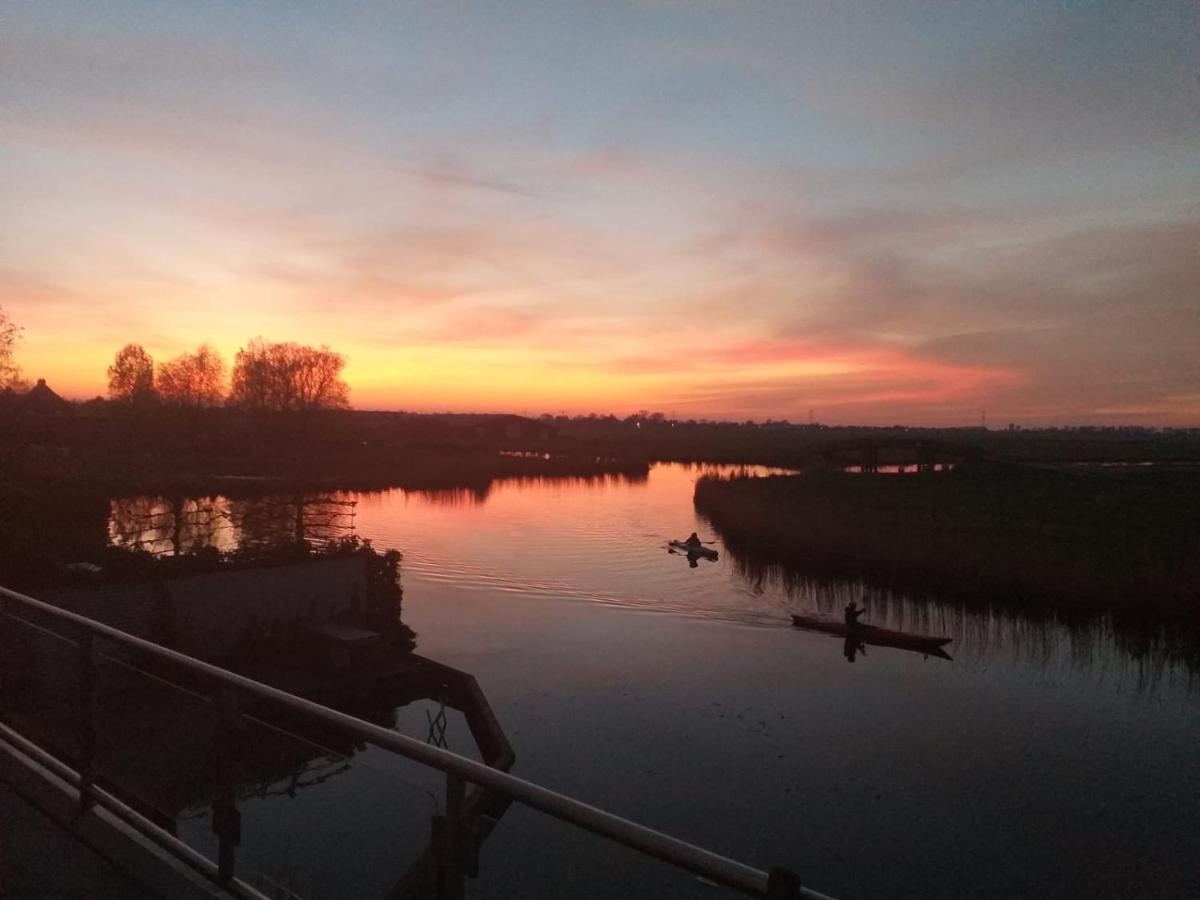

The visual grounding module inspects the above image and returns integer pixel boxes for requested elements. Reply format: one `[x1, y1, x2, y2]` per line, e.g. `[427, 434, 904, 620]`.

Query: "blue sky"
[2, 1, 1197, 423]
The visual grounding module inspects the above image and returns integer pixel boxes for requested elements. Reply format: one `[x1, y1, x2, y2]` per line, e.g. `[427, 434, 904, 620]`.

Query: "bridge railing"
[0, 584, 834, 900]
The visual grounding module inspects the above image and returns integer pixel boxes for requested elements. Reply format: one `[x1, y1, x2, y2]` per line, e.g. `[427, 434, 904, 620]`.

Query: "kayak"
[790, 614, 952, 654]
[668, 540, 718, 560]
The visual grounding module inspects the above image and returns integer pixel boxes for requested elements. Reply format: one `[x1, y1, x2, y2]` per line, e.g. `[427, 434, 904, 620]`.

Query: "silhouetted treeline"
[105, 338, 349, 410]
[3, 397, 1196, 497]
[695, 463, 1200, 623]
[0, 404, 647, 498]
[552, 416, 1200, 468]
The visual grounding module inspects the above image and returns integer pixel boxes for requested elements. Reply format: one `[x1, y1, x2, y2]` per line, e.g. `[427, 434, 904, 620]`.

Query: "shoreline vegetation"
[0, 404, 654, 495]
[2, 403, 1197, 621]
[3, 403, 1196, 491]
[694, 463, 1200, 625]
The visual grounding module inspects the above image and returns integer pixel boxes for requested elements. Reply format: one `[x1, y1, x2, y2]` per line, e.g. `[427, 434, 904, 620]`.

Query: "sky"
[2, 1, 1197, 425]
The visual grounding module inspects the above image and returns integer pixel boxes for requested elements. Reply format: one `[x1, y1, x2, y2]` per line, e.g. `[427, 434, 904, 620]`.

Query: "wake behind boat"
[791, 614, 952, 656]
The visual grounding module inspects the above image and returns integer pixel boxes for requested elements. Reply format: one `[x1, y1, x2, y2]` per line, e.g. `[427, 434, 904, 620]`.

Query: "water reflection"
[843, 634, 866, 663]
[1, 588, 512, 899]
[68, 461, 1200, 897]
[842, 463, 955, 473]
[108, 495, 232, 555]
[407, 486, 494, 507]
[395, 471, 654, 508]
[109, 494, 357, 554]
[104, 463, 1200, 696]
[667, 546, 718, 568]
[726, 548, 1199, 690]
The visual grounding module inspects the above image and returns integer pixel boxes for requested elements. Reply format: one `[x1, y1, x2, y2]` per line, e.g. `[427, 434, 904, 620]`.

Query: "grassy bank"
[694, 463, 1200, 622]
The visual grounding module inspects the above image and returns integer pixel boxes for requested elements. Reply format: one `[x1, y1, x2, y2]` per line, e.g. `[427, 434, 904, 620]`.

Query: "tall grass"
[694, 463, 1200, 623]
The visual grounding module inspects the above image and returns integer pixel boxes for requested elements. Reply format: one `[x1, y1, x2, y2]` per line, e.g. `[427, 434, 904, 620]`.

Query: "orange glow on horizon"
[14, 329, 1033, 425]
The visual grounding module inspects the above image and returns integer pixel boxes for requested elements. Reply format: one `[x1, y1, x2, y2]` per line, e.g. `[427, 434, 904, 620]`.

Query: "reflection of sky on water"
[106, 462, 1200, 898]
[110, 463, 1200, 694]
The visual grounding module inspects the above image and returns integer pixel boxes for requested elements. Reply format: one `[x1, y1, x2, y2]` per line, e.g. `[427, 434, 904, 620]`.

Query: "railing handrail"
[0, 584, 835, 900]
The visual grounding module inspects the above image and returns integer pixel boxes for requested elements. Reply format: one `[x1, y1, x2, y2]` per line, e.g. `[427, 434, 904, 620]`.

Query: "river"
[111, 462, 1200, 899]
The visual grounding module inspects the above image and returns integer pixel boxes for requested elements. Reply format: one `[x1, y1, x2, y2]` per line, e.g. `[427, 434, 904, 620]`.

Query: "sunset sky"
[2, 2, 1197, 425]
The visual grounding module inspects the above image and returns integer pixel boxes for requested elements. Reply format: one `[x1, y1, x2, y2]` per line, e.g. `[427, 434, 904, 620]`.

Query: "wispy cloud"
[2, 1, 1196, 423]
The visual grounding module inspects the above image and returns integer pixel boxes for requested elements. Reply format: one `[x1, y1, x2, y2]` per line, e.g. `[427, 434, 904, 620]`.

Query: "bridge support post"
[433, 772, 468, 899]
[439, 772, 465, 897]
[212, 686, 242, 883]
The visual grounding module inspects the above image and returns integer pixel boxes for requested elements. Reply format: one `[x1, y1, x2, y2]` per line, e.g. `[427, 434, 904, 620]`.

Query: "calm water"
[111, 463, 1200, 899]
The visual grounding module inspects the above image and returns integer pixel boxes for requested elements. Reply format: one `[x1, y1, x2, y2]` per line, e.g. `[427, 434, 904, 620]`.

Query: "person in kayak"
[844, 599, 868, 628]
[683, 532, 702, 548]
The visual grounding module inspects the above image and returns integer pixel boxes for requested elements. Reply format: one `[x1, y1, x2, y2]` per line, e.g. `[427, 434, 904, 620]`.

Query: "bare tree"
[158, 344, 226, 407]
[228, 339, 350, 411]
[0, 305, 24, 390]
[107, 344, 156, 402]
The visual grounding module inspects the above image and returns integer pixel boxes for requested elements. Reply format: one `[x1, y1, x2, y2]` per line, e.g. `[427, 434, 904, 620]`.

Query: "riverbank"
[0, 452, 649, 587]
[94, 450, 649, 496]
[0, 405, 650, 493]
[694, 463, 1200, 622]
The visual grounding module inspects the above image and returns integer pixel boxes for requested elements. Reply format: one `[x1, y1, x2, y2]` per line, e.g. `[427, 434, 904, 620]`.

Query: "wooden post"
[212, 686, 241, 883]
[76, 632, 97, 816]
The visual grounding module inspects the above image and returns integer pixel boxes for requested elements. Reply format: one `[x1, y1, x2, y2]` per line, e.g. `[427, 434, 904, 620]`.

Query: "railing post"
[212, 685, 242, 883]
[76, 631, 97, 816]
[432, 772, 467, 900]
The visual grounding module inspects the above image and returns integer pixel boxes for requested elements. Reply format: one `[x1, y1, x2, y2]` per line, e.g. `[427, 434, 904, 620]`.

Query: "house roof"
[20, 378, 71, 414]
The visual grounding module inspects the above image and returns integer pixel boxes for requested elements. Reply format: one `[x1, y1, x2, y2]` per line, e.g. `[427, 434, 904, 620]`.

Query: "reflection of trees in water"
[728, 551, 1200, 693]
[502, 471, 651, 493]
[108, 495, 230, 555]
[410, 486, 493, 507]
[109, 473, 648, 545]
[676, 462, 796, 479]
[108, 494, 357, 554]
[228, 495, 356, 549]
[403, 471, 650, 508]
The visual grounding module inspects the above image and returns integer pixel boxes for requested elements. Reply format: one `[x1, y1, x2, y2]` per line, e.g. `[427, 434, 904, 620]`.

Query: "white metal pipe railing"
[0, 584, 836, 900]
[0, 719, 271, 900]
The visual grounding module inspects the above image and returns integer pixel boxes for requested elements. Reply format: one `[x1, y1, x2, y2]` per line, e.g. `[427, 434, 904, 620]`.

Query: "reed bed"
[694, 463, 1200, 623]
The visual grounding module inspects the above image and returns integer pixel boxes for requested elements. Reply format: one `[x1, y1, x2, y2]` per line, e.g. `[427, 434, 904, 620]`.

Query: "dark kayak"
[668, 540, 718, 560]
[790, 614, 952, 654]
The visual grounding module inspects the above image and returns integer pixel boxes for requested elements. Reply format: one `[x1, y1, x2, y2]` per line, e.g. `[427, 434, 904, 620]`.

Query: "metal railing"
[0, 584, 835, 900]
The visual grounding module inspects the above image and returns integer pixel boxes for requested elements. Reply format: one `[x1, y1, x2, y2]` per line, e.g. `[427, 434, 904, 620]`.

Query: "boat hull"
[790, 615, 952, 654]
[668, 541, 718, 560]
